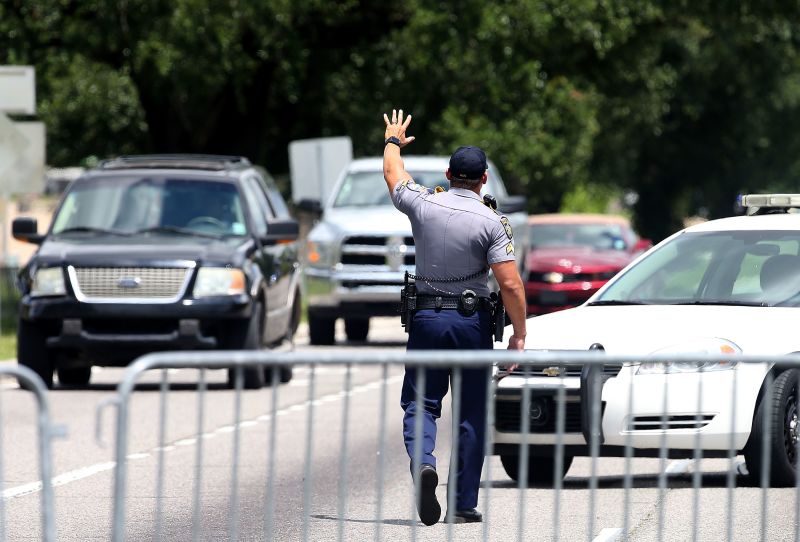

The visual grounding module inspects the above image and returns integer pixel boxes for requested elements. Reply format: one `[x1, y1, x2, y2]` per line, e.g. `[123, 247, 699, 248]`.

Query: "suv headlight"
[306, 241, 336, 268]
[31, 267, 66, 297]
[637, 338, 741, 375]
[193, 268, 246, 297]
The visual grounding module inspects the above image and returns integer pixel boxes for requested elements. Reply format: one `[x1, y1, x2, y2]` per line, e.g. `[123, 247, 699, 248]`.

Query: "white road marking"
[1, 372, 403, 501]
[592, 527, 624, 542]
[665, 459, 694, 475]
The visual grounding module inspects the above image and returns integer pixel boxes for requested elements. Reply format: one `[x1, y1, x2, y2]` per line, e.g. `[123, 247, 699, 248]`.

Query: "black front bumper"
[21, 294, 252, 364]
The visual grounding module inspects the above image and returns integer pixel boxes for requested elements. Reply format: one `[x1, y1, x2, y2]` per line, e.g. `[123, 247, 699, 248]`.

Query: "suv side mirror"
[263, 218, 300, 245]
[297, 198, 322, 214]
[12, 217, 44, 244]
[497, 195, 526, 214]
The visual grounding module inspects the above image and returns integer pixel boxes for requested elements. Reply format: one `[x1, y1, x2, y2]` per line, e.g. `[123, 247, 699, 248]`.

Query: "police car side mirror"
[497, 195, 526, 214]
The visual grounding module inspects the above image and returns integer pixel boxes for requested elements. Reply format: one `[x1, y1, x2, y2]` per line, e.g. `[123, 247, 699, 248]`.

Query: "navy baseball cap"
[449, 146, 488, 180]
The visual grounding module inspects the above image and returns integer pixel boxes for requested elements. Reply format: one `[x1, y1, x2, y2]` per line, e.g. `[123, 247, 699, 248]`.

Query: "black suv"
[13, 155, 301, 389]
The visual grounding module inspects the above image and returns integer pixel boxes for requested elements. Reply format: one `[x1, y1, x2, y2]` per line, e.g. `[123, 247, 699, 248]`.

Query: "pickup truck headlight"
[31, 267, 66, 297]
[637, 338, 741, 375]
[306, 241, 336, 268]
[193, 268, 246, 297]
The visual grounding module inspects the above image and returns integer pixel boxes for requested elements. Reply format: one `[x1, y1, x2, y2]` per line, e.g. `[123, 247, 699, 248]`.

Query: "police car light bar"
[738, 194, 800, 208]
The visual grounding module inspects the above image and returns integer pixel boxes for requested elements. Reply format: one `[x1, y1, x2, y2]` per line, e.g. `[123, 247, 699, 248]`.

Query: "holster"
[491, 291, 505, 342]
[400, 271, 417, 333]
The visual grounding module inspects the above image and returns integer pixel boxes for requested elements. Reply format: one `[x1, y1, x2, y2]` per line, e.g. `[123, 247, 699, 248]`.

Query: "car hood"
[499, 305, 799, 355]
[526, 246, 633, 271]
[315, 207, 411, 237]
[33, 235, 248, 267]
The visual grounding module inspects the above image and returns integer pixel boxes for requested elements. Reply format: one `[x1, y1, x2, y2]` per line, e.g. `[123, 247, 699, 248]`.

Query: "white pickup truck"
[301, 155, 528, 345]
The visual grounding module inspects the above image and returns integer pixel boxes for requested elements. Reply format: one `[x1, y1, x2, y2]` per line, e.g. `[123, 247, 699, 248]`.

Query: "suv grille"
[340, 235, 416, 268]
[70, 267, 191, 301]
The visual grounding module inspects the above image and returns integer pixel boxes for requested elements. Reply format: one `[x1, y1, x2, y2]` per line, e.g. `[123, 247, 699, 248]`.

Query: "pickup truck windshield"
[51, 176, 249, 237]
[333, 171, 450, 207]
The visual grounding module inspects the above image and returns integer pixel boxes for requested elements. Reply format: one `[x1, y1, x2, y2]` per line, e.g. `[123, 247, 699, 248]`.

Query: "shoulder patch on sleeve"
[506, 242, 514, 255]
[500, 216, 513, 240]
[395, 179, 410, 192]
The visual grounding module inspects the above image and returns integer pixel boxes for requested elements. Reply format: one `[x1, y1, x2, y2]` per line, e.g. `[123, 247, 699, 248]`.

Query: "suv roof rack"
[98, 154, 251, 171]
[738, 194, 800, 215]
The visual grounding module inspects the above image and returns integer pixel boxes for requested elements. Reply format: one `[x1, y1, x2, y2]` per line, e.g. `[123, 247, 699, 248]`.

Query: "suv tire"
[745, 369, 799, 487]
[227, 301, 266, 390]
[309, 314, 336, 345]
[17, 319, 54, 389]
[57, 366, 91, 386]
[499, 453, 574, 486]
[345, 318, 369, 342]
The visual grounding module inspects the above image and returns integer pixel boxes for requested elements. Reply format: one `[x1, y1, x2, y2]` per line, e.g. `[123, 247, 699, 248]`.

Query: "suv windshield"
[594, 230, 800, 307]
[51, 176, 249, 237]
[531, 223, 630, 251]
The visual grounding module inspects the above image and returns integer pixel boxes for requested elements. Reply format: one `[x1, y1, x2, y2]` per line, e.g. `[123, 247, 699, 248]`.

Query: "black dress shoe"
[415, 464, 441, 526]
[447, 508, 483, 523]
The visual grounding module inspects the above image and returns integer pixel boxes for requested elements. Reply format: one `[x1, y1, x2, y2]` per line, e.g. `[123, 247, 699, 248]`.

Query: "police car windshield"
[51, 176, 249, 237]
[594, 230, 800, 307]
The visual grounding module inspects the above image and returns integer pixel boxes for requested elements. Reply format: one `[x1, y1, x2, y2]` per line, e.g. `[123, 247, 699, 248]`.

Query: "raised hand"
[383, 108, 416, 147]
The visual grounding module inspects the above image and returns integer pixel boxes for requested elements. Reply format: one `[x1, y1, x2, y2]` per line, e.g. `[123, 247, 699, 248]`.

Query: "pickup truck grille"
[340, 235, 416, 268]
[69, 267, 191, 301]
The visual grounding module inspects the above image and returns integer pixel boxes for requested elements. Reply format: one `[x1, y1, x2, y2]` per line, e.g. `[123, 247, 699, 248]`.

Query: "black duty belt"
[412, 295, 493, 311]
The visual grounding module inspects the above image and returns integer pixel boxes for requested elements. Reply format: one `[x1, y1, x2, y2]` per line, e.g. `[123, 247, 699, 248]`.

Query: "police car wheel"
[745, 369, 799, 487]
[344, 318, 369, 342]
[499, 452, 574, 487]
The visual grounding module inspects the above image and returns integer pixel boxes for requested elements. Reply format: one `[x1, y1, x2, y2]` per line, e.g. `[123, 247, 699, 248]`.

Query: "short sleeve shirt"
[391, 179, 515, 296]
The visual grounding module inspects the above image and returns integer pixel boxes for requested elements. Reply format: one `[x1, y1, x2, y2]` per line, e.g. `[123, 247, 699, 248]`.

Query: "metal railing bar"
[153, 369, 169, 541]
[553, 375, 566, 542]
[656, 372, 669, 542]
[228, 366, 244, 542]
[759, 371, 774, 542]
[691, 363, 705, 542]
[622, 366, 634, 542]
[517, 365, 531, 542]
[264, 366, 280, 542]
[445, 367, 462, 538]
[0, 383, 6, 542]
[587, 369, 601, 542]
[336, 364, 353, 542]
[374, 365, 389, 542]
[190, 368, 207, 542]
[302, 365, 317, 542]
[410, 368, 425, 541]
[795, 370, 800, 542]
[725, 365, 738, 542]
[482, 369, 496, 542]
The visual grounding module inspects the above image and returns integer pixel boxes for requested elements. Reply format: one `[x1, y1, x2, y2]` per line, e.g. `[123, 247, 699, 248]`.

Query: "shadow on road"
[483, 471, 754, 490]
[311, 514, 419, 527]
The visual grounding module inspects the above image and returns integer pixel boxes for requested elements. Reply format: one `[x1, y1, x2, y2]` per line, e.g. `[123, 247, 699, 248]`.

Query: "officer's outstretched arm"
[491, 261, 527, 352]
[382, 109, 416, 192]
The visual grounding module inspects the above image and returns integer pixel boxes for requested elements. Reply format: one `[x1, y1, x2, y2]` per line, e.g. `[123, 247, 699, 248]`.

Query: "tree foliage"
[3, 0, 800, 240]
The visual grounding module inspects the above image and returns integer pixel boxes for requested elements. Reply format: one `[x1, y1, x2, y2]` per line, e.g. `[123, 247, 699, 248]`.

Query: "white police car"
[493, 195, 800, 487]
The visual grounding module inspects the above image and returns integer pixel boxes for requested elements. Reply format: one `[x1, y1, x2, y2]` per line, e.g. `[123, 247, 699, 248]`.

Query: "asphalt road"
[0, 318, 798, 541]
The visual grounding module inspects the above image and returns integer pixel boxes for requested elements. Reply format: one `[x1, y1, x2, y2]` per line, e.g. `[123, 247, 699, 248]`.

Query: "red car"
[525, 214, 651, 315]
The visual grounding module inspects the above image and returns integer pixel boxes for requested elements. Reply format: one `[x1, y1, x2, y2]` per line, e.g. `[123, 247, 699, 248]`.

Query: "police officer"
[382, 109, 526, 525]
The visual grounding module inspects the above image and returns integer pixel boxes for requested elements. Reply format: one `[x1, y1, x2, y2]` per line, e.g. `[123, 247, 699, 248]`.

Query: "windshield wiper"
[55, 227, 129, 236]
[670, 300, 768, 307]
[132, 226, 223, 239]
[586, 300, 651, 306]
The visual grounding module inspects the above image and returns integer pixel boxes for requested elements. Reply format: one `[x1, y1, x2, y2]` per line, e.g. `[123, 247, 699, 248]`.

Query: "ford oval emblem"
[117, 277, 142, 289]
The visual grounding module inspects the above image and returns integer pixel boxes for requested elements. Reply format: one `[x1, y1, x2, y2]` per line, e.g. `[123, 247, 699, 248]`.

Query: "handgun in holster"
[490, 291, 505, 342]
[400, 271, 417, 333]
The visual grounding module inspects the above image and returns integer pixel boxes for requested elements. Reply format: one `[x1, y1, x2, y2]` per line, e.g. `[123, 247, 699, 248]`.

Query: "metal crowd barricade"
[0, 365, 61, 542]
[97, 350, 800, 542]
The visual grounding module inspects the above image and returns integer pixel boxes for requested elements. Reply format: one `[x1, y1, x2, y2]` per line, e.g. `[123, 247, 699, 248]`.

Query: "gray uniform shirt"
[391, 180, 516, 297]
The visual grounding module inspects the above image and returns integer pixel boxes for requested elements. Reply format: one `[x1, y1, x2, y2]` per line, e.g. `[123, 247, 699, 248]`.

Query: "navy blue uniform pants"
[400, 308, 492, 510]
